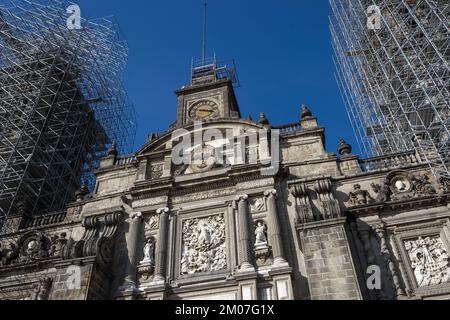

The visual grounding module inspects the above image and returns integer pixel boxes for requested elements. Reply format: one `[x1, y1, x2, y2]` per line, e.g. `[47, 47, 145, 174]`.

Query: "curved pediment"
[137, 119, 268, 156]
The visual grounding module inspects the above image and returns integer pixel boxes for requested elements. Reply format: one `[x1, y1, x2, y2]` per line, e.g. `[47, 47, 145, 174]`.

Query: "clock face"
[189, 100, 219, 120]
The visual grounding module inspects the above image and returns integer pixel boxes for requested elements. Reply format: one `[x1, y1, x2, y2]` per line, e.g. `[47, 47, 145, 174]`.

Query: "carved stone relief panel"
[249, 197, 266, 214]
[149, 163, 164, 180]
[145, 214, 159, 231]
[180, 214, 227, 275]
[404, 236, 450, 287]
[371, 171, 438, 203]
[0, 277, 52, 300]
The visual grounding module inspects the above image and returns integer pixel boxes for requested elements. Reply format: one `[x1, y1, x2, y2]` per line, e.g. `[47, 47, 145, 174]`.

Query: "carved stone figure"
[412, 174, 436, 196]
[181, 214, 226, 275]
[17, 233, 52, 262]
[254, 221, 268, 245]
[34, 277, 52, 300]
[26, 240, 39, 258]
[140, 238, 155, 265]
[405, 236, 450, 287]
[348, 184, 375, 206]
[0, 242, 18, 265]
[137, 237, 155, 281]
[371, 183, 391, 202]
[49, 233, 67, 258]
[150, 163, 164, 180]
[439, 177, 450, 193]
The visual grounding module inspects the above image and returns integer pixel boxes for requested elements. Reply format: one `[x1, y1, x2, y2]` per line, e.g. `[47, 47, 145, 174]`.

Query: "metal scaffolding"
[330, 0, 450, 179]
[0, 0, 136, 224]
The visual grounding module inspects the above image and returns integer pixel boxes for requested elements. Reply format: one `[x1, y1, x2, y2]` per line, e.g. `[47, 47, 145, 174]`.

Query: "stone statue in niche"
[254, 221, 268, 245]
[180, 214, 226, 275]
[404, 236, 450, 287]
[254, 221, 271, 265]
[141, 238, 155, 265]
[138, 237, 155, 281]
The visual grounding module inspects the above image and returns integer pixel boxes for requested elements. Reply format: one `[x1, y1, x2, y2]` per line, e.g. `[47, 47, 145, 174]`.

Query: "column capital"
[374, 223, 386, 236]
[156, 207, 170, 215]
[264, 189, 277, 198]
[235, 194, 249, 202]
[130, 212, 143, 220]
[225, 201, 234, 208]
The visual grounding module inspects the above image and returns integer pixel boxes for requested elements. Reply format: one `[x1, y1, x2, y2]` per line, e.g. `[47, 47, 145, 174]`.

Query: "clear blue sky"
[76, 0, 358, 155]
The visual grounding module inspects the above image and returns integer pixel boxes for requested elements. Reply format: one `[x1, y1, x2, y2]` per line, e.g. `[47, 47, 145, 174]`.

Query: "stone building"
[0, 62, 449, 300]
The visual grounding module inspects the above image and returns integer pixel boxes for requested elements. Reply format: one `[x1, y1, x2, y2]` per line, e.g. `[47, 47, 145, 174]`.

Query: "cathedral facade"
[0, 67, 449, 300]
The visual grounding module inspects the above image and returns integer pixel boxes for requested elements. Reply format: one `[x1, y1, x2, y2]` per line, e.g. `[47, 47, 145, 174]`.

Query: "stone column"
[154, 207, 170, 282]
[374, 225, 406, 298]
[264, 189, 287, 265]
[122, 212, 143, 289]
[235, 195, 254, 271]
[358, 223, 386, 300]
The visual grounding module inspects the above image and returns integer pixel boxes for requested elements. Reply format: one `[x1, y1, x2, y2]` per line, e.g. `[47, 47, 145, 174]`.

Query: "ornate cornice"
[347, 194, 449, 217]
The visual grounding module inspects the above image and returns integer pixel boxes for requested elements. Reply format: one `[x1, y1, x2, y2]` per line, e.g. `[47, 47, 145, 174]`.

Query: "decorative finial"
[337, 139, 352, 156]
[108, 143, 118, 157]
[259, 112, 269, 125]
[301, 104, 313, 119]
[247, 115, 253, 121]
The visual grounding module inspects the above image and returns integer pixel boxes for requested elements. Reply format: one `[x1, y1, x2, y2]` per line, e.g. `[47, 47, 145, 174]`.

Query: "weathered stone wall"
[51, 264, 93, 300]
[300, 219, 361, 300]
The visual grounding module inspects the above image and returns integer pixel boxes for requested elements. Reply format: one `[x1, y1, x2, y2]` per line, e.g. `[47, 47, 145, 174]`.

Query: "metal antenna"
[202, 0, 207, 64]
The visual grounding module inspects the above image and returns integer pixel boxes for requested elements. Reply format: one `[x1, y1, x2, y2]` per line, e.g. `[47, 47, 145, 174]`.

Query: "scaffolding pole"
[330, 0, 450, 180]
[0, 0, 136, 226]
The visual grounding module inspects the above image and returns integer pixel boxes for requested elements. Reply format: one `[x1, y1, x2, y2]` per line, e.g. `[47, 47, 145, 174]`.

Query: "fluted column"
[264, 189, 287, 264]
[235, 195, 254, 271]
[154, 207, 170, 281]
[122, 212, 143, 288]
[374, 225, 406, 298]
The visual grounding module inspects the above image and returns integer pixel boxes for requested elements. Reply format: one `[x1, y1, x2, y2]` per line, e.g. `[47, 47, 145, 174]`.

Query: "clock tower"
[175, 58, 241, 127]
